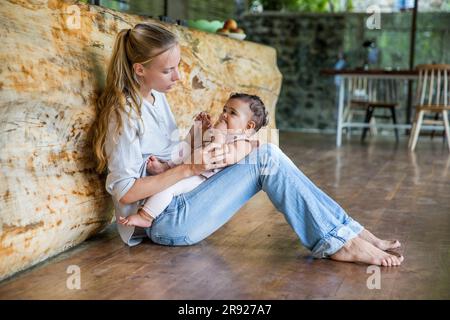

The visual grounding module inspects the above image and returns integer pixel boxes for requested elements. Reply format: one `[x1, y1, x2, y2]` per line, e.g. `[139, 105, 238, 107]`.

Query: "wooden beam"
[164, 0, 168, 17]
[406, 0, 419, 125]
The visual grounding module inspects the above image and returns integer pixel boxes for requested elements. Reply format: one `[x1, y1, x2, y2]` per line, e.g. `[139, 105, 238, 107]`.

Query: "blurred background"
[81, 0, 450, 133]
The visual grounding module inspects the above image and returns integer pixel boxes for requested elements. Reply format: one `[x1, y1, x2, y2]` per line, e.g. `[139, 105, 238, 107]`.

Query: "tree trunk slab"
[0, 0, 282, 281]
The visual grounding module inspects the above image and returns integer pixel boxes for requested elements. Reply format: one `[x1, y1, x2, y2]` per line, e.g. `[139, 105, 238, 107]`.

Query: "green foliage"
[292, 0, 328, 12]
[259, 0, 354, 12]
[259, 0, 283, 11]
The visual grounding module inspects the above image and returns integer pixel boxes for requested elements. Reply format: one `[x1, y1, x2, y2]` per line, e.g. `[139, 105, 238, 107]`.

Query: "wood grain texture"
[0, 132, 449, 299]
[0, 0, 282, 281]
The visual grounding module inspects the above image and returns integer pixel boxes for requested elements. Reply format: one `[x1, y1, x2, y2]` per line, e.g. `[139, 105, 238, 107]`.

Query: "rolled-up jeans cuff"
[346, 217, 364, 235]
[311, 219, 364, 258]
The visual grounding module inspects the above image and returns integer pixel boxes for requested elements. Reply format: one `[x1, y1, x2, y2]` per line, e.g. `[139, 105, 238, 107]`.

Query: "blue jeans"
[147, 143, 363, 258]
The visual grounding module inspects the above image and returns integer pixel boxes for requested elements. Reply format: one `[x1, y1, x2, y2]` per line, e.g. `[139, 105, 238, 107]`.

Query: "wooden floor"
[1, 131, 450, 299]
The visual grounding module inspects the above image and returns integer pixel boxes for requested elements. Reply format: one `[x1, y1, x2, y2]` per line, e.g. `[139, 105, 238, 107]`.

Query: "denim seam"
[312, 218, 359, 258]
[151, 234, 189, 246]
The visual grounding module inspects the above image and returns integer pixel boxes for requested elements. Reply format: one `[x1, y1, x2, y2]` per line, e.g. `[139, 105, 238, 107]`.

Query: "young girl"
[93, 22, 403, 267]
[118, 93, 267, 228]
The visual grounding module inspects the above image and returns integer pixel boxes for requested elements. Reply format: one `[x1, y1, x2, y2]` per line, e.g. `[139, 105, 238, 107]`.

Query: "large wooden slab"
[0, 0, 282, 280]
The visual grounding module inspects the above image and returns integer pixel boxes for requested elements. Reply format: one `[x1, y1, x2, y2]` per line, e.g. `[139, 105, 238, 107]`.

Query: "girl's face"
[136, 44, 181, 93]
[219, 98, 256, 133]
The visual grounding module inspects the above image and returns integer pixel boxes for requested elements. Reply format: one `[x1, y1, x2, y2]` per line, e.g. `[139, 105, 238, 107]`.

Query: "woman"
[93, 22, 403, 267]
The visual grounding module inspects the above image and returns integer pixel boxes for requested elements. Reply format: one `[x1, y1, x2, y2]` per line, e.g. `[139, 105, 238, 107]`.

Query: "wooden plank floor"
[1, 131, 449, 299]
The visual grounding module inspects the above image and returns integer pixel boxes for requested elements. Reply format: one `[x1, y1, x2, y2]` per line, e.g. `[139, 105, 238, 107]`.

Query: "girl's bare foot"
[118, 210, 154, 228]
[358, 229, 401, 251]
[330, 237, 404, 267]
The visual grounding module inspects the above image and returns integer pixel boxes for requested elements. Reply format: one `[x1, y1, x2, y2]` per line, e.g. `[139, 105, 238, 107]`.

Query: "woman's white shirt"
[104, 90, 180, 246]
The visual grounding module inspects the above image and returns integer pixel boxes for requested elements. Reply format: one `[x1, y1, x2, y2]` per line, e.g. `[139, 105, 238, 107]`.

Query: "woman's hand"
[146, 156, 170, 175]
[184, 143, 229, 176]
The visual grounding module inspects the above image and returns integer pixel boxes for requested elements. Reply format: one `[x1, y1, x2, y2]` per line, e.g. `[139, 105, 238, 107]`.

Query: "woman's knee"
[250, 143, 282, 173]
[258, 142, 281, 155]
[248, 143, 280, 160]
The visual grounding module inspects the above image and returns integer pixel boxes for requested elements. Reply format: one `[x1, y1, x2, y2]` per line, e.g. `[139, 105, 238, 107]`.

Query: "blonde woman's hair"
[93, 22, 178, 173]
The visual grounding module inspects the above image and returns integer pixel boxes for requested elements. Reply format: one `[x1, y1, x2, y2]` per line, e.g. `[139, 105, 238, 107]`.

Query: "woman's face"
[219, 98, 255, 132]
[138, 44, 181, 93]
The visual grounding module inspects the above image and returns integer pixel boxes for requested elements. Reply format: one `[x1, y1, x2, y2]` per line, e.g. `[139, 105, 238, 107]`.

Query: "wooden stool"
[344, 76, 377, 138]
[408, 64, 450, 151]
[344, 77, 399, 142]
[361, 78, 399, 142]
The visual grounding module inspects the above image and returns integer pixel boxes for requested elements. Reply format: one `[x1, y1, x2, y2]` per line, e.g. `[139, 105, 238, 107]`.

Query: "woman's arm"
[119, 164, 191, 204]
[120, 143, 228, 204]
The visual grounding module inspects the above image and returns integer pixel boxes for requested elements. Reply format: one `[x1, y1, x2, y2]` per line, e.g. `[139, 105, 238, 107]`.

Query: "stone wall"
[239, 12, 346, 131]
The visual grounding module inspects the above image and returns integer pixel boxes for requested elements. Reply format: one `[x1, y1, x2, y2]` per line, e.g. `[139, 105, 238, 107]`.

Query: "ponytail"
[93, 23, 178, 173]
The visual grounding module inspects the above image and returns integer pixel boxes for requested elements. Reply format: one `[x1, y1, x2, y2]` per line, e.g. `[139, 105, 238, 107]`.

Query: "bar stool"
[344, 76, 377, 138]
[408, 64, 450, 151]
[361, 78, 399, 142]
[344, 76, 399, 141]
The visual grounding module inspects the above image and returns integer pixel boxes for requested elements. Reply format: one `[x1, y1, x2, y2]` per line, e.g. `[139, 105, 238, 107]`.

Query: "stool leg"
[347, 110, 353, 138]
[443, 110, 450, 152]
[369, 117, 378, 136]
[410, 111, 424, 151]
[362, 106, 374, 142]
[408, 114, 418, 148]
[390, 107, 399, 142]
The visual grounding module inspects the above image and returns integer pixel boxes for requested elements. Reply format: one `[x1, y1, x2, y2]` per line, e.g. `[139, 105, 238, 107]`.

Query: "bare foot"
[358, 229, 401, 251]
[330, 237, 404, 267]
[118, 210, 153, 228]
